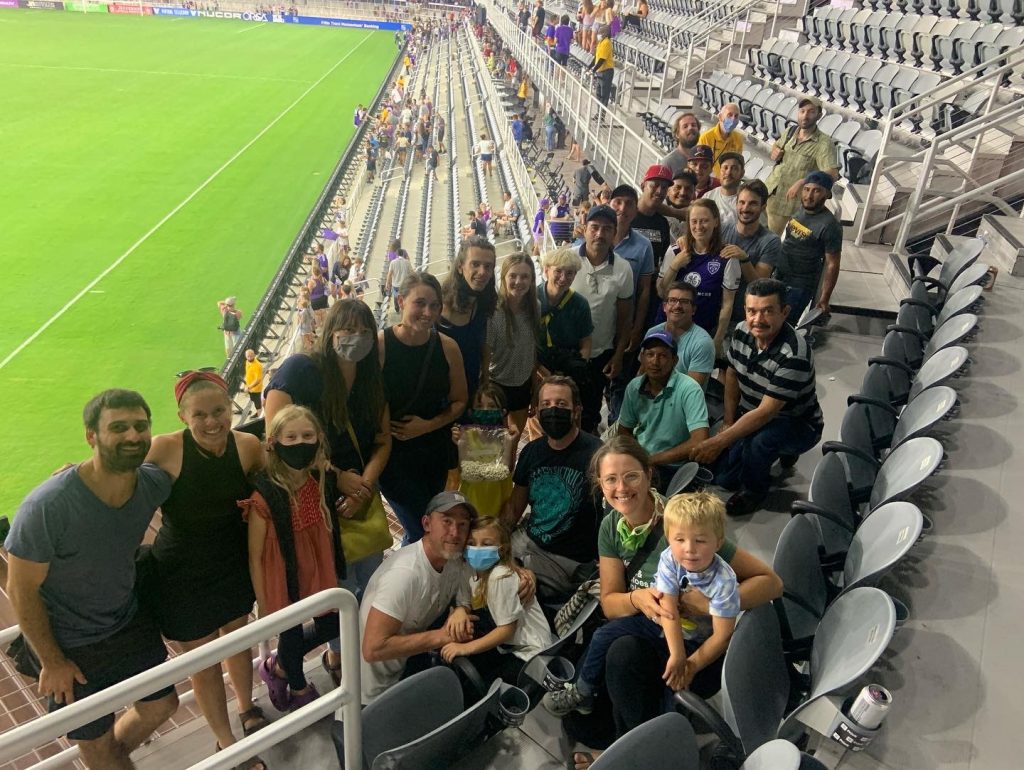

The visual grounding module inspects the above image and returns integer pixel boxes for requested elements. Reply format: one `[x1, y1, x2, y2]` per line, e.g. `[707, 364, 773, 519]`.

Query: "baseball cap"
[609, 184, 639, 202]
[689, 145, 713, 162]
[640, 329, 677, 351]
[798, 96, 822, 111]
[425, 490, 478, 521]
[642, 164, 673, 185]
[804, 170, 835, 193]
[585, 204, 618, 225]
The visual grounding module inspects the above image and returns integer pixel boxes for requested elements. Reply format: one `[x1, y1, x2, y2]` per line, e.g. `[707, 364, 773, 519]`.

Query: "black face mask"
[274, 441, 319, 470]
[539, 407, 574, 440]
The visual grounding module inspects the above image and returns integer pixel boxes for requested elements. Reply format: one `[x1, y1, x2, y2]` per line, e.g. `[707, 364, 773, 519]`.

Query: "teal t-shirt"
[597, 502, 737, 592]
[648, 321, 716, 390]
[618, 371, 709, 456]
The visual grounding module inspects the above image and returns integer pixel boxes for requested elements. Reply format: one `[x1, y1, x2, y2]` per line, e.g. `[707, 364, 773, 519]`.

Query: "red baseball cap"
[642, 164, 673, 185]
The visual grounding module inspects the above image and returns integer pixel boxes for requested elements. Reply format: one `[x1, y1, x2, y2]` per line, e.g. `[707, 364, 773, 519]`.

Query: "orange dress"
[240, 476, 337, 616]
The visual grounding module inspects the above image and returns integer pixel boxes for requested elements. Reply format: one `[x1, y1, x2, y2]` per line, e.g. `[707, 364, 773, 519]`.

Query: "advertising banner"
[110, 2, 153, 13]
[152, 5, 191, 16]
[19, 0, 65, 9]
[0, 0, 21, 7]
[64, 0, 109, 10]
[287, 14, 410, 31]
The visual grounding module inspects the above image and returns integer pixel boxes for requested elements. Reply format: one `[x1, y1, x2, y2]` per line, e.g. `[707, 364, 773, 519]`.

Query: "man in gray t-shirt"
[573, 160, 595, 204]
[660, 112, 701, 175]
[5, 389, 178, 756]
[720, 181, 783, 326]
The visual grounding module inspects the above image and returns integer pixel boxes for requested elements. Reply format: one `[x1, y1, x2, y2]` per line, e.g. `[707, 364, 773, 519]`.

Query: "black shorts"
[48, 610, 174, 741]
[250, 390, 263, 410]
[311, 295, 329, 311]
[495, 376, 534, 412]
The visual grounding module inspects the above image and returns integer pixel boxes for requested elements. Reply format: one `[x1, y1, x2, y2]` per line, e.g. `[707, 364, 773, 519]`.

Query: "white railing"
[855, 42, 1024, 253]
[0, 588, 362, 770]
[483, 0, 660, 189]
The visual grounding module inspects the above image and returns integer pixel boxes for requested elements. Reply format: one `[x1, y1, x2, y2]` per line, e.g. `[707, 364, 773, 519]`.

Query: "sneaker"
[542, 683, 593, 717]
[725, 490, 766, 517]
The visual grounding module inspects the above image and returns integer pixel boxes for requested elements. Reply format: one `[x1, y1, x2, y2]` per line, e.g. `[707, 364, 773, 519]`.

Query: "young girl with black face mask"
[242, 405, 339, 713]
[439, 517, 554, 686]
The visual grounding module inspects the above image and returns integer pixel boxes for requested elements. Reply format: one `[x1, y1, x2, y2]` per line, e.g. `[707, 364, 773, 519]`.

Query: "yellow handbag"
[338, 422, 393, 564]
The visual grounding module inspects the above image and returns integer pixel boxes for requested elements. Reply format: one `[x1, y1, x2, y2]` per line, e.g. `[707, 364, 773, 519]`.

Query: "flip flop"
[216, 741, 269, 770]
[570, 751, 596, 770]
[239, 704, 269, 737]
[321, 650, 342, 688]
[258, 654, 290, 712]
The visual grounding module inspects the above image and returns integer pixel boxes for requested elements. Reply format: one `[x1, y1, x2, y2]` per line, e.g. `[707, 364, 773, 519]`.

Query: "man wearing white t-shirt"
[701, 152, 744, 229]
[359, 492, 476, 704]
[474, 133, 497, 178]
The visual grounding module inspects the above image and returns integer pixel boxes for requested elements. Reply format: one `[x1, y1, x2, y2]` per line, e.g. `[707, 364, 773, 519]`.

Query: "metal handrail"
[0, 588, 362, 770]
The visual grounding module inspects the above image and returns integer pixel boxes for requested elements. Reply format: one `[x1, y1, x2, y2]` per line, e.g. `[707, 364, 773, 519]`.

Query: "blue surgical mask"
[723, 117, 738, 133]
[465, 545, 501, 571]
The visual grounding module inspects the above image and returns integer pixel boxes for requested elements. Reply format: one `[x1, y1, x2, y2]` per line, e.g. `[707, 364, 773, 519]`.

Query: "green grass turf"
[0, 9, 396, 517]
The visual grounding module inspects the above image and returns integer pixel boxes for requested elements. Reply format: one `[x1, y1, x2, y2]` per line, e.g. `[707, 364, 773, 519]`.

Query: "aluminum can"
[848, 684, 891, 730]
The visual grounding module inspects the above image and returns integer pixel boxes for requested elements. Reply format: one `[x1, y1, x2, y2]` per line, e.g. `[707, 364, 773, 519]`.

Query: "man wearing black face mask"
[504, 376, 602, 603]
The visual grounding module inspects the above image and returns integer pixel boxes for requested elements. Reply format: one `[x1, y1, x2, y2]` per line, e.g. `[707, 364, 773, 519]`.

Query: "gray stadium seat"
[590, 713, 699, 770]
[934, 284, 984, 326]
[922, 313, 978, 359]
[866, 436, 944, 509]
[792, 452, 859, 562]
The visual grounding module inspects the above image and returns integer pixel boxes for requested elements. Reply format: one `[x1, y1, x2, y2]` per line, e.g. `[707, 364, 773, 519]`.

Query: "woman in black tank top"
[378, 272, 468, 543]
[145, 374, 269, 764]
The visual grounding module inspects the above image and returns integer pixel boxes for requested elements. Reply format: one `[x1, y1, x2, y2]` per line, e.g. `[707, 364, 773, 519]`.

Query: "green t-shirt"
[597, 505, 737, 592]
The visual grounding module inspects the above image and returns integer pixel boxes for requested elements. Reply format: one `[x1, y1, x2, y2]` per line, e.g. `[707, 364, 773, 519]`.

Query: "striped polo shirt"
[726, 322, 824, 433]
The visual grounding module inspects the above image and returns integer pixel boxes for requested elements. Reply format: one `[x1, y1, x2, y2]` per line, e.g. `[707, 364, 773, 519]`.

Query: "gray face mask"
[334, 333, 374, 363]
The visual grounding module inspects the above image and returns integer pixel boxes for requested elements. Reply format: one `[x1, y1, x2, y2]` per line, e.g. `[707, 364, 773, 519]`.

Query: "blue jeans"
[714, 415, 821, 496]
[579, 615, 665, 692]
[785, 286, 814, 324]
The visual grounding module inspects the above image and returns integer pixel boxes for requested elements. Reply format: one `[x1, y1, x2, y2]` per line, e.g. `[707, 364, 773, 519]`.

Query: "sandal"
[258, 654, 290, 712]
[321, 650, 342, 688]
[571, 751, 598, 770]
[216, 741, 269, 770]
[239, 704, 269, 737]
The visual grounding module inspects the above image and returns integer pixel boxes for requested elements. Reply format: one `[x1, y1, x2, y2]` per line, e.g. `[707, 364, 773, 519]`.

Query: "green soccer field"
[0, 9, 396, 517]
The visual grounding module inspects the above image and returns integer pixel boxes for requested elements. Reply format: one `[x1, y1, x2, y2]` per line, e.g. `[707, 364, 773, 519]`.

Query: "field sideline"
[0, 9, 395, 516]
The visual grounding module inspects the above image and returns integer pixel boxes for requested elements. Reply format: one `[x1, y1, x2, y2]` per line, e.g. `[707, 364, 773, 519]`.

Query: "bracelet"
[629, 590, 638, 610]
[739, 258, 750, 264]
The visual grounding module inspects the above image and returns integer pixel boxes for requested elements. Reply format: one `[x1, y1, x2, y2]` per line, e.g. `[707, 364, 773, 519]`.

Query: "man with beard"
[701, 152, 745, 228]
[506, 377, 602, 602]
[5, 389, 178, 769]
[687, 144, 720, 198]
[661, 113, 701, 176]
[764, 96, 840, 235]
[667, 169, 697, 241]
[721, 180, 782, 329]
[359, 491, 477, 703]
[693, 279, 823, 517]
[774, 171, 843, 320]
[632, 164, 674, 271]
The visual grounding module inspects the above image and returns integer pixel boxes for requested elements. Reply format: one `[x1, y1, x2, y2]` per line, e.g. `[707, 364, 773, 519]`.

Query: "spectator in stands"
[572, 204, 634, 433]
[436, 114, 446, 153]
[647, 282, 716, 390]
[687, 145, 720, 197]
[474, 132, 497, 178]
[774, 171, 844, 320]
[5, 390, 179, 769]
[496, 191, 522, 235]
[518, 1, 532, 32]
[297, 295, 315, 353]
[661, 113, 701, 176]
[536, 247, 594, 394]
[657, 199, 740, 357]
[331, 255, 351, 297]
[308, 265, 329, 326]
[144, 374, 267, 762]
[532, 196, 551, 251]
[564, 436, 782, 768]
[465, 209, 488, 240]
[589, 24, 615, 106]
[698, 103, 744, 177]
[544, 107, 559, 151]
[632, 164, 674, 272]
[264, 300, 392, 605]
[667, 169, 698, 240]
[606, 184, 655, 423]
[505, 376, 603, 602]
[765, 96, 840, 235]
[617, 330, 709, 485]
[439, 237, 498, 409]
[554, 14, 574, 65]
[365, 144, 378, 183]
[511, 113, 525, 148]
[702, 152, 745, 228]
[721, 180, 782, 328]
[694, 278, 823, 516]
[378, 273, 467, 543]
[488, 253, 540, 437]
[386, 249, 412, 313]
[244, 349, 264, 418]
[425, 143, 439, 181]
[532, 0, 546, 38]
[573, 159, 595, 205]
[517, 76, 531, 111]
[217, 296, 243, 358]
[624, 0, 648, 28]
[580, 0, 597, 51]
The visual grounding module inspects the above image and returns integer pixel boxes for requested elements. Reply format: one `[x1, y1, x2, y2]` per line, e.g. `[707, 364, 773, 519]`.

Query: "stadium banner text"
[109, 2, 153, 13]
[149, 6, 410, 30]
[17, 0, 65, 9]
[0, 0, 21, 7]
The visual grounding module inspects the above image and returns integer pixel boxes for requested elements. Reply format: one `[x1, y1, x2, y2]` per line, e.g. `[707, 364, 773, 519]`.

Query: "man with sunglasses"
[645, 282, 716, 390]
[570, 204, 635, 433]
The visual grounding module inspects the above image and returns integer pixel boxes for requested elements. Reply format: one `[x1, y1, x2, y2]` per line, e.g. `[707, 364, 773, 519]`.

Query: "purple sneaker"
[258, 654, 290, 712]
[289, 683, 320, 711]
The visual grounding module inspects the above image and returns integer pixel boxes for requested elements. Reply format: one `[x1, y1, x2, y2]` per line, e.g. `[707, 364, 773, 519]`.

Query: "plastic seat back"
[890, 385, 956, 447]
[773, 515, 830, 642]
[806, 452, 858, 557]
[845, 501, 924, 591]
[591, 712, 699, 769]
[923, 313, 977, 359]
[868, 436, 943, 509]
[908, 345, 968, 401]
[934, 285, 983, 326]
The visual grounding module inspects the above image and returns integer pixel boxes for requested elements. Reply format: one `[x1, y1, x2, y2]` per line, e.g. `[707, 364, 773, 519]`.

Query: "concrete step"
[976, 214, 1024, 277]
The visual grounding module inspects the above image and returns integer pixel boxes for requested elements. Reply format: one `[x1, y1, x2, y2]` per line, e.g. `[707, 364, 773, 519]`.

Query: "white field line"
[234, 22, 267, 34]
[0, 30, 374, 372]
[0, 60, 306, 83]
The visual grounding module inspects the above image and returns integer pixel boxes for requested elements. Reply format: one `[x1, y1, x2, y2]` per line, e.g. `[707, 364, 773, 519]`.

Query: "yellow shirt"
[595, 37, 614, 72]
[244, 358, 263, 394]
[698, 124, 744, 176]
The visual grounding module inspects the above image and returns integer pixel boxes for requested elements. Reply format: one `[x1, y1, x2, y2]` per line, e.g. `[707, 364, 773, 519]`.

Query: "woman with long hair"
[579, 0, 596, 51]
[486, 253, 540, 436]
[656, 199, 739, 356]
[379, 271, 469, 543]
[439, 236, 497, 409]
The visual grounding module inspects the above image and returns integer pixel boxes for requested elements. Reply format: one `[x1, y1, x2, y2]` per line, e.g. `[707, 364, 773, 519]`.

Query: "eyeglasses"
[665, 298, 693, 307]
[599, 470, 647, 490]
